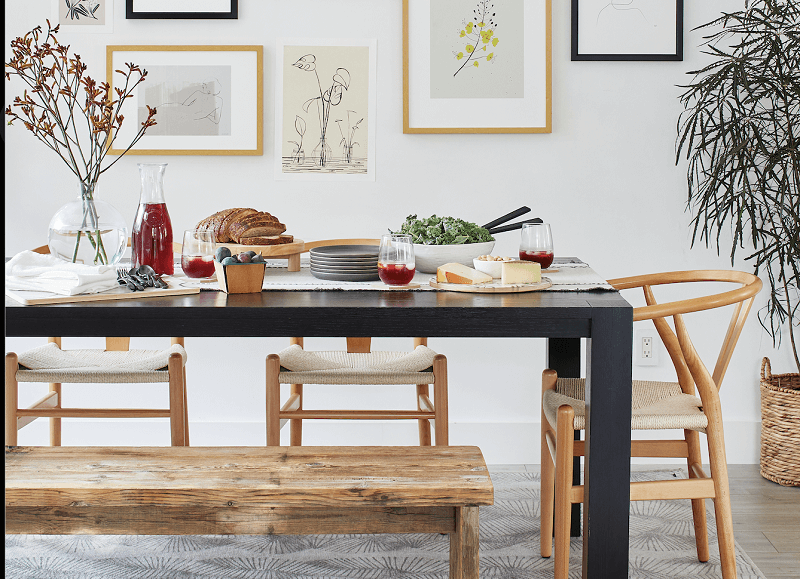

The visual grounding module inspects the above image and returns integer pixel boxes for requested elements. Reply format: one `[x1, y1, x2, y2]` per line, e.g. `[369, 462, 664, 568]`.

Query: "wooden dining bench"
[5, 445, 493, 578]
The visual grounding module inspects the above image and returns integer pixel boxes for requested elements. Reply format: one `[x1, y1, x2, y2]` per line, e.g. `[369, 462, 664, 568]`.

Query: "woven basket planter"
[760, 358, 800, 487]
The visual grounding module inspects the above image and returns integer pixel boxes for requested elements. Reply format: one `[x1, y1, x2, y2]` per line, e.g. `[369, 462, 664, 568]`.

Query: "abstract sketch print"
[60, 0, 105, 25]
[282, 46, 369, 175]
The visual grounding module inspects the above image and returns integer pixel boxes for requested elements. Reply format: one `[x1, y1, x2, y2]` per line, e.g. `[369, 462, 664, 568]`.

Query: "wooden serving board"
[216, 239, 304, 257]
[5, 284, 199, 306]
[428, 277, 552, 293]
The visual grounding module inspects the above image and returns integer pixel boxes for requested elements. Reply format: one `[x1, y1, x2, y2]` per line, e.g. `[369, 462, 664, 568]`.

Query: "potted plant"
[5, 21, 157, 265]
[676, 0, 799, 485]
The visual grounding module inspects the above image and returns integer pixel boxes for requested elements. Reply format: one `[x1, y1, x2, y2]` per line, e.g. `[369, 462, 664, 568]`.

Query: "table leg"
[449, 506, 479, 579]
[287, 253, 301, 272]
[547, 338, 582, 537]
[582, 306, 632, 578]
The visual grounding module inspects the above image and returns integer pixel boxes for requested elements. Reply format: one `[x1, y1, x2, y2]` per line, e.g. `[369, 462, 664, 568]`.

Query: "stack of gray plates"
[309, 245, 380, 281]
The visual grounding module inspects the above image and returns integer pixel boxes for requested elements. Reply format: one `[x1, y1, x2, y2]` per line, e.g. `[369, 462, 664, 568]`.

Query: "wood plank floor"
[492, 463, 800, 578]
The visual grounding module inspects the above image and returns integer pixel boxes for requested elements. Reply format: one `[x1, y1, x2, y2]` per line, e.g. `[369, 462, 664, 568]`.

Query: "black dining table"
[5, 263, 633, 579]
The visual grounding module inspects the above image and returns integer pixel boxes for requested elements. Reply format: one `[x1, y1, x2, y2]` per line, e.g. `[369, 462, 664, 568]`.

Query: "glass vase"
[47, 181, 128, 266]
[132, 163, 174, 275]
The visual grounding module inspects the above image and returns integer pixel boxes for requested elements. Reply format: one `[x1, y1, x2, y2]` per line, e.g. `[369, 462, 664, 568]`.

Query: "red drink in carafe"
[132, 203, 174, 275]
[132, 164, 174, 275]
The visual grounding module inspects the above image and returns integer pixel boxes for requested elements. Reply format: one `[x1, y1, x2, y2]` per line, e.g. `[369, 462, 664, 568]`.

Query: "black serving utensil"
[487, 217, 543, 235]
[481, 206, 531, 231]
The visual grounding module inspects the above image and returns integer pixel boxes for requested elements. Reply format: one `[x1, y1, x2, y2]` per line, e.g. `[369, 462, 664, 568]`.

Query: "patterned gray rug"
[5, 470, 766, 579]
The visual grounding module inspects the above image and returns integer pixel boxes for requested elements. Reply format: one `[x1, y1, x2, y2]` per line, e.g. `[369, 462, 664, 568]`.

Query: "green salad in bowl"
[393, 215, 495, 274]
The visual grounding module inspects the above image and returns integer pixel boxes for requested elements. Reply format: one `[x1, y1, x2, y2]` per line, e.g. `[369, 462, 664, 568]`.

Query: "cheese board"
[215, 238, 304, 272]
[428, 277, 552, 293]
[5, 284, 199, 306]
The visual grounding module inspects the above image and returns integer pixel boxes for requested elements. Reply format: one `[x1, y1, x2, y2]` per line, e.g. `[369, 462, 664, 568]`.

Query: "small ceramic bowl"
[413, 241, 495, 274]
[472, 258, 503, 278]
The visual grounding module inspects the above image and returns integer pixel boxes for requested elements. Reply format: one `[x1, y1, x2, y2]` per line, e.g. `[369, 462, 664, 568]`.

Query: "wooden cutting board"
[6, 283, 199, 306]
[428, 277, 552, 293]
[216, 238, 304, 257]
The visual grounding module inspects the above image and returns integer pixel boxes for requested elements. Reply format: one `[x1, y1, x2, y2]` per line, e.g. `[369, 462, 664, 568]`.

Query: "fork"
[117, 268, 138, 291]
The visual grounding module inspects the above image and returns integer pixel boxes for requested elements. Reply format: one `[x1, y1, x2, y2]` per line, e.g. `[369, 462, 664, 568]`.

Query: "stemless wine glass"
[181, 229, 216, 279]
[519, 223, 554, 269]
[378, 234, 416, 286]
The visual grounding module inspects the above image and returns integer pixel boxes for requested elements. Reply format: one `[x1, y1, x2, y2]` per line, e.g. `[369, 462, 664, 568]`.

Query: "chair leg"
[6, 353, 19, 447]
[167, 353, 186, 446]
[707, 426, 738, 579]
[49, 383, 62, 446]
[266, 354, 281, 446]
[432, 355, 449, 446]
[685, 428, 709, 562]
[417, 384, 432, 446]
[290, 384, 303, 446]
[182, 367, 190, 446]
[540, 370, 558, 558]
[554, 405, 575, 579]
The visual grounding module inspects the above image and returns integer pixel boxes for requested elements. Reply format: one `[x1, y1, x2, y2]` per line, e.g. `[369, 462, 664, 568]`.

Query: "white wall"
[5, 0, 795, 464]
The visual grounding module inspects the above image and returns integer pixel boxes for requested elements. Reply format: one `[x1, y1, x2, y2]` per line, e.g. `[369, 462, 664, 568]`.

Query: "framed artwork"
[126, 0, 238, 19]
[106, 45, 263, 156]
[572, 0, 683, 61]
[53, 0, 114, 33]
[403, 0, 551, 134]
[275, 39, 377, 181]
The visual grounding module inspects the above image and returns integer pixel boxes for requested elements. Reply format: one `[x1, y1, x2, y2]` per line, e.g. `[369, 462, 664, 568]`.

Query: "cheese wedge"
[436, 262, 492, 284]
[501, 260, 541, 284]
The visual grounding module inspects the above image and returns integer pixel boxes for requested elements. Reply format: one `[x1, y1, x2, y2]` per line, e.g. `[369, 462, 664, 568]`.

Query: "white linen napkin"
[5, 250, 119, 296]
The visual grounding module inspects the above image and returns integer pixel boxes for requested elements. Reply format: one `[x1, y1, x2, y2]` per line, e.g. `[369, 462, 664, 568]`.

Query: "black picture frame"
[126, 0, 238, 20]
[571, 0, 683, 61]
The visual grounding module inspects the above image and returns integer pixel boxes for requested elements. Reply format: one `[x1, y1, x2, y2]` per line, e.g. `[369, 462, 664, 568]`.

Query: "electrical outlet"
[635, 329, 658, 366]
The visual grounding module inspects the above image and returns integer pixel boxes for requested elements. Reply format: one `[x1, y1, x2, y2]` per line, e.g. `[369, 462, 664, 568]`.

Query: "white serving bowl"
[472, 258, 503, 278]
[413, 241, 495, 274]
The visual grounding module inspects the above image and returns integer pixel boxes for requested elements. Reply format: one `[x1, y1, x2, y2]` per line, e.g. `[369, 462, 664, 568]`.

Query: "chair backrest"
[48, 337, 185, 351]
[32, 239, 183, 255]
[607, 271, 762, 395]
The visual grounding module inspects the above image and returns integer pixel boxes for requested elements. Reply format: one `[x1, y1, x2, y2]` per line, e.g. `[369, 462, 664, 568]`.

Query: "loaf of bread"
[196, 208, 287, 244]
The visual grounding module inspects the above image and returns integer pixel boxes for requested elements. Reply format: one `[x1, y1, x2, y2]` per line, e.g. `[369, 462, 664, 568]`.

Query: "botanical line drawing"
[292, 54, 351, 167]
[453, 0, 500, 77]
[64, 0, 100, 21]
[595, 0, 654, 27]
[288, 115, 306, 162]
[335, 111, 363, 164]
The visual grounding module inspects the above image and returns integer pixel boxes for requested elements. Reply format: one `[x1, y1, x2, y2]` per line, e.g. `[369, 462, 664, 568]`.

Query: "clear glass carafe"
[131, 163, 174, 275]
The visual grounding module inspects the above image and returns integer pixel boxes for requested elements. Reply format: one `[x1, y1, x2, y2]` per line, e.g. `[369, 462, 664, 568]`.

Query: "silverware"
[125, 268, 146, 291]
[487, 217, 543, 235]
[117, 268, 138, 291]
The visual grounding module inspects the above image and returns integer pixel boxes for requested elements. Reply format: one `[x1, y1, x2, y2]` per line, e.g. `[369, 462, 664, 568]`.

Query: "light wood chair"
[540, 270, 762, 579]
[266, 239, 449, 447]
[6, 244, 189, 447]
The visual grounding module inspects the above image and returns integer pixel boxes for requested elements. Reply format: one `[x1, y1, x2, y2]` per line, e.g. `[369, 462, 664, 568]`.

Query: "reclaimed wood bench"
[5, 445, 493, 579]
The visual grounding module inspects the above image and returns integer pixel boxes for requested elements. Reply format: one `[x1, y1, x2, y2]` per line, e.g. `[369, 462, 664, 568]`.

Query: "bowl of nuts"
[473, 255, 514, 278]
[214, 247, 267, 293]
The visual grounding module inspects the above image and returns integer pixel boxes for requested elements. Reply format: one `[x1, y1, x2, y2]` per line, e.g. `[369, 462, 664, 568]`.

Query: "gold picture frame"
[106, 45, 263, 155]
[403, 0, 551, 134]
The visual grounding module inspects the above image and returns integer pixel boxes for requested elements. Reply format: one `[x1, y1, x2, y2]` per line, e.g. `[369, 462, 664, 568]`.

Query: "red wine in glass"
[132, 202, 174, 275]
[378, 263, 416, 285]
[519, 250, 554, 269]
[181, 255, 216, 278]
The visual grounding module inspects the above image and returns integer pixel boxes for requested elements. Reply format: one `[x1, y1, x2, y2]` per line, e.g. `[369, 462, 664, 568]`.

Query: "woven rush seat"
[15, 342, 187, 384]
[277, 344, 436, 385]
[543, 377, 707, 433]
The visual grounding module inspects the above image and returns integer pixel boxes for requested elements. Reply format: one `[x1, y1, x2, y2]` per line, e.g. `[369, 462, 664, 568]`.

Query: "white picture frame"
[275, 38, 377, 181]
[53, 0, 114, 34]
[106, 45, 263, 156]
[403, 0, 551, 134]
